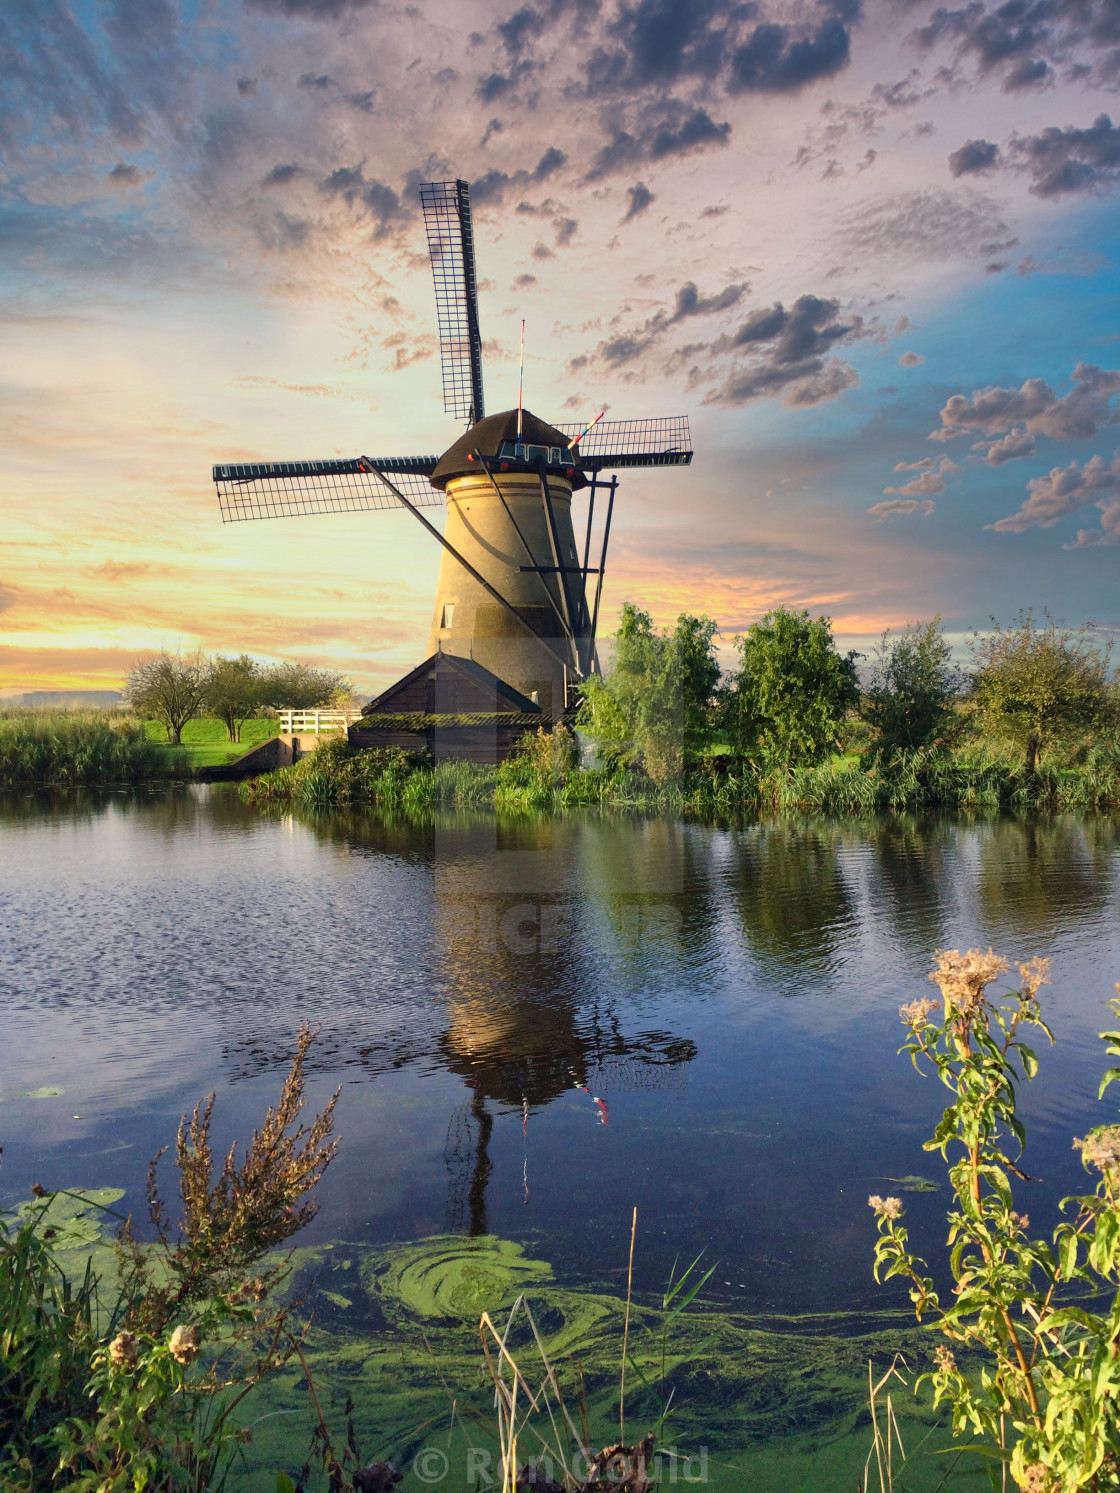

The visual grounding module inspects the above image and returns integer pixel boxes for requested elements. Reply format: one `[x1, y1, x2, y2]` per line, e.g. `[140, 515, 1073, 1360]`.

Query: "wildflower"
[1074, 1127, 1120, 1175]
[169, 1324, 201, 1365]
[1019, 958, 1050, 998]
[1010, 1211, 1030, 1230]
[30, 1182, 47, 1199]
[933, 1344, 956, 1374]
[899, 997, 940, 1028]
[108, 1332, 140, 1368]
[1018, 1464, 1056, 1493]
[928, 948, 1009, 1017]
[868, 1195, 903, 1219]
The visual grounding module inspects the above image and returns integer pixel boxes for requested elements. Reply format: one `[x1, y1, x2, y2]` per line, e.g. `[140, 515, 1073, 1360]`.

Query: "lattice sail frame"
[213, 458, 440, 522]
[420, 180, 484, 427]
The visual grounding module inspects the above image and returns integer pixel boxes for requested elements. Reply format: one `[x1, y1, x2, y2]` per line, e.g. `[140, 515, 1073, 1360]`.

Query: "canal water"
[2, 789, 1119, 1488]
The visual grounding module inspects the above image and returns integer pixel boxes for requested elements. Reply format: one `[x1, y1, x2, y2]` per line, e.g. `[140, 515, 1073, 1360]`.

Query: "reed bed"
[0, 709, 170, 788]
[241, 734, 1120, 817]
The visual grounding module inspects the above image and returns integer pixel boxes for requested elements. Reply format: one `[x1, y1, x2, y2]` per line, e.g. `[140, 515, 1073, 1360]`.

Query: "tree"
[260, 662, 352, 711]
[204, 655, 263, 743]
[971, 610, 1113, 772]
[123, 651, 208, 745]
[861, 617, 965, 756]
[578, 604, 720, 783]
[725, 607, 859, 771]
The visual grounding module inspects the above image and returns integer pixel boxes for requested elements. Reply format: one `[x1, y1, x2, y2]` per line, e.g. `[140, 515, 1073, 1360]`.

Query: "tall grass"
[0, 709, 170, 788]
[240, 734, 1120, 817]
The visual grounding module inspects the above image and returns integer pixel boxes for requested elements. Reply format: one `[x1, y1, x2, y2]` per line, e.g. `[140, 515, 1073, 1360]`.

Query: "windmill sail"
[213, 457, 440, 522]
[554, 416, 692, 468]
[420, 179, 485, 427]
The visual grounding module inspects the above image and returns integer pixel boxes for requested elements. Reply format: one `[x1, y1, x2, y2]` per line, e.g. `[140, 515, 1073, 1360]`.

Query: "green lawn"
[142, 717, 280, 772]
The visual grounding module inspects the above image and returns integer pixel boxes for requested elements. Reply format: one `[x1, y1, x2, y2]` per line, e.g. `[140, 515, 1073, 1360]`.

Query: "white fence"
[278, 708, 363, 734]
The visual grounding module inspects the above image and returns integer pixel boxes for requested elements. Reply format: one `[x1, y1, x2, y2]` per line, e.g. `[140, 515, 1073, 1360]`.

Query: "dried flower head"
[1074, 1126, 1120, 1175]
[900, 997, 940, 1028]
[868, 1195, 903, 1219]
[169, 1324, 201, 1365]
[929, 948, 1009, 1017]
[30, 1182, 47, 1199]
[933, 1344, 956, 1374]
[1018, 958, 1050, 998]
[1017, 1464, 1056, 1493]
[1009, 1211, 1030, 1231]
[108, 1331, 140, 1368]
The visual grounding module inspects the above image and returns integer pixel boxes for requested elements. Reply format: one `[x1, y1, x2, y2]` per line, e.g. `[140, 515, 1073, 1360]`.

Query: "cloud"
[106, 163, 146, 188]
[988, 452, 1120, 543]
[477, 73, 513, 102]
[623, 181, 655, 220]
[1010, 114, 1120, 198]
[705, 294, 864, 406]
[261, 163, 301, 187]
[671, 280, 746, 319]
[837, 189, 1016, 267]
[883, 469, 945, 497]
[948, 138, 999, 177]
[470, 148, 568, 204]
[589, 276, 749, 367]
[932, 363, 1120, 444]
[729, 16, 853, 94]
[867, 498, 936, 516]
[319, 165, 410, 234]
[977, 428, 1036, 465]
[899, 350, 925, 367]
[587, 107, 731, 177]
[245, 0, 376, 16]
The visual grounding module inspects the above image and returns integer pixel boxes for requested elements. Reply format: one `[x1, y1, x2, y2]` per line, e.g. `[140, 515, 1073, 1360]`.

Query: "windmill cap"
[431, 408, 587, 490]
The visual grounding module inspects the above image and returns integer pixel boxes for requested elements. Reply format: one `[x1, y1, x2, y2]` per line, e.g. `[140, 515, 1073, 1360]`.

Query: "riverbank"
[241, 734, 1120, 814]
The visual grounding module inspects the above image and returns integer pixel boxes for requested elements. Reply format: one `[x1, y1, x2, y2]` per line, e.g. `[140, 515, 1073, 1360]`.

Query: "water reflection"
[976, 815, 1120, 939]
[3, 792, 1120, 1307]
[727, 819, 857, 987]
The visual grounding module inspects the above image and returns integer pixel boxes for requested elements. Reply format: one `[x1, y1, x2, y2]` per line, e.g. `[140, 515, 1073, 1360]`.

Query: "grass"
[141, 716, 281, 771]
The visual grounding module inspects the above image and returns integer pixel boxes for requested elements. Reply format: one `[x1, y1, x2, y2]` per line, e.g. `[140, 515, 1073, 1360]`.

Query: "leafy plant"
[870, 949, 1120, 1490]
[0, 1025, 340, 1491]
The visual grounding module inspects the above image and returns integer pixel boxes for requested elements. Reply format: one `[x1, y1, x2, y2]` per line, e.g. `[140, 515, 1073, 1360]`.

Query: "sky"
[4, 0, 1120, 697]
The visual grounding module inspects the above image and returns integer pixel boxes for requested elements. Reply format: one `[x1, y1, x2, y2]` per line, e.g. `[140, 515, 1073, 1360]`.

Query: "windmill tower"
[212, 179, 692, 726]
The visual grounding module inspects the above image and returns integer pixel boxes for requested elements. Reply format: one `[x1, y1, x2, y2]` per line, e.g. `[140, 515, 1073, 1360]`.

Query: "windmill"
[212, 179, 693, 721]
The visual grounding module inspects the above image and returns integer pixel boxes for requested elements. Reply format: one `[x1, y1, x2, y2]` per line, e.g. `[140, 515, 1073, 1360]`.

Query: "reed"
[0, 709, 170, 787]
[240, 731, 1120, 817]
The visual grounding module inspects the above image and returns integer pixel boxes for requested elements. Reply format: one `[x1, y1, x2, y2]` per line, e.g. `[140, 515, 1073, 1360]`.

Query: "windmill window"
[441, 603, 455, 629]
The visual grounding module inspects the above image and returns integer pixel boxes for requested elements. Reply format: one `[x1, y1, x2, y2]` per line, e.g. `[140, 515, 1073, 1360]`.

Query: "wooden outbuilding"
[350, 651, 545, 764]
